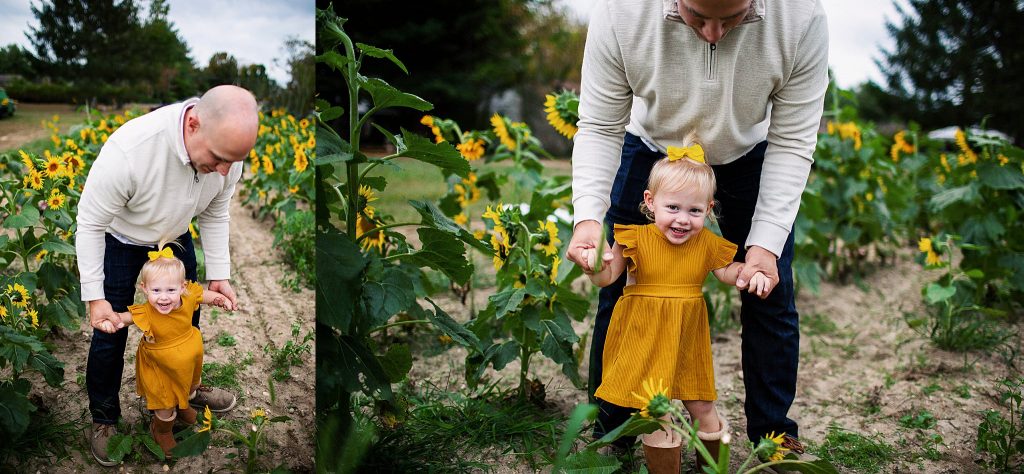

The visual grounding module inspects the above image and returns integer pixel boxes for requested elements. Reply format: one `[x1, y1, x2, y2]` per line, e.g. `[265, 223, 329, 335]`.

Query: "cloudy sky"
[560, 0, 907, 89]
[0, 0, 315, 85]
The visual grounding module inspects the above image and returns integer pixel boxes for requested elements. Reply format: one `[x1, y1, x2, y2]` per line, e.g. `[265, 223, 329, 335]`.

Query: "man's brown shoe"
[90, 422, 119, 467]
[189, 385, 237, 413]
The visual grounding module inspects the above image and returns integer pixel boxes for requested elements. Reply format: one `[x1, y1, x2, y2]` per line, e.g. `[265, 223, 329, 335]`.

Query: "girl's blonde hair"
[140, 240, 189, 296]
[640, 131, 718, 220]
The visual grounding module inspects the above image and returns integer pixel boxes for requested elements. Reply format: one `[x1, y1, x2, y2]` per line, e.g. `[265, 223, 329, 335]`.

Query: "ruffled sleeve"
[705, 230, 738, 272]
[128, 304, 153, 340]
[182, 281, 204, 313]
[613, 224, 640, 273]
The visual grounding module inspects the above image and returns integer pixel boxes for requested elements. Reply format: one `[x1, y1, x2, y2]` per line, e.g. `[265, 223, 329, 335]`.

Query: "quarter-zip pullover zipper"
[707, 43, 717, 80]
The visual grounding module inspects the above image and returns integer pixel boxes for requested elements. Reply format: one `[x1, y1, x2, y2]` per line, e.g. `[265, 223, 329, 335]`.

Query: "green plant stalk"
[355, 221, 418, 242]
[519, 325, 531, 400]
[341, 28, 359, 239]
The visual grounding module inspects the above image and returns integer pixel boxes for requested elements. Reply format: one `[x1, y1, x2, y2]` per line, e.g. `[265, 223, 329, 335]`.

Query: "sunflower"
[955, 128, 977, 164]
[0, 305, 7, 320]
[24, 170, 44, 190]
[482, 203, 504, 227]
[27, 309, 39, 328]
[454, 213, 468, 226]
[918, 237, 941, 266]
[8, 283, 30, 308]
[357, 211, 386, 253]
[294, 148, 309, 172]
[537, 220, 560, 256]
[550, 255, 561, 284]
[198, 406, 213, 432]
[763, 431, 791, 462]
[544, 93, 578, 139]
[64, 153, 85, 176]
[490, 227, 511, 270]
[19, 150, 36, 172]
[631, 378, 671, 418]
[456, 138, 486, 160]
[262, 155, 275, 175]
[251, 408, 266, 421]
[48, 190, 67, 210]
[43, 153, 65, 179]
[490, 114, 517, 150]
[35, 250, 48, 262]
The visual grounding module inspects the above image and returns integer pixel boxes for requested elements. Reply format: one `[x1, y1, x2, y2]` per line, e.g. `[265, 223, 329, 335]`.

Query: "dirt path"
[412, 251, 1021, 473]
[14, 193, 315, 472]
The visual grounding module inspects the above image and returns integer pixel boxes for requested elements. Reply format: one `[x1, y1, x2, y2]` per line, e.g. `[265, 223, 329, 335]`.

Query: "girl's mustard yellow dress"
[130, 281, 204, 410]
[595, 224, 736, 408]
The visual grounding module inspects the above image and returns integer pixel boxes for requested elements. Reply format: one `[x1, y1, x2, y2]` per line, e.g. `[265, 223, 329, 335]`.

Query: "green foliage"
[203, 361, 242, 393]
[898, 409, 937, 430]
[274, 210, 315, 290]
[815, 424, 895, 474]
[263, 322, 313, 381]
[216, 331, 237, 347]
[977, 377, 1024, 472]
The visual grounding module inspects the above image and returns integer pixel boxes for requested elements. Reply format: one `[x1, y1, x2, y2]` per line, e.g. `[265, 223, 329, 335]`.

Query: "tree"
[275, 38, 314, 116]
[28, 0, 143, 82]
[877, 0, 1024, 142]
[203, 52, 240, 89]
[0, 44, 36, 77]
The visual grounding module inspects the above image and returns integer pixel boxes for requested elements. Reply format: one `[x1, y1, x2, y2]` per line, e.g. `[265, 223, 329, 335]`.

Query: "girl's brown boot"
[694, 416, 729, 472]
[642, 428, 682, 474]
[177, 406, 198, 426]
[150, 414, 177, 458]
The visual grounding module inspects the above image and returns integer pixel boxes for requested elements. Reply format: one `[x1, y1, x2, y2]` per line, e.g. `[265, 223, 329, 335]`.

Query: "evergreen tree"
[878, 0, 1024, 142]
[28, 0, 143, 82]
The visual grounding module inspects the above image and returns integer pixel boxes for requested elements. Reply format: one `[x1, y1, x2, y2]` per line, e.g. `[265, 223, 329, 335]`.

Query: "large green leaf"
[28, 350, 64, 387]
[425, 298, 483, 352]
[929, 185, 979, 212]
[589, 415, 662, 449]
[490, 288, 526, 319]
[3, 206, 39, 229]
[398, 228, 472, 285]
[379, 343, 412, 383]
[756, 459, 839, 474]
[977, 162, 1024, 190]
[141, 433, 166, 460]
[315, 124, 352, 166]
[924, 283, 956, 304]
[170, 430, 211, 457]
[409, 200, 491, 253]
[361, 263, 416, 328]
[0, 385, 32, 439]
[355, 43, 408, 73]
[41, 295, 82, 330]
[560, 450, 621, 474]
[316, 226, 368, 332]
[554, 285, 591, 321]
[337, 334, 394, 401]
[399, 129, 470, 178]
[316, 51, 350, 72]
[36, 262, 76, 300]
[362, 78, 431, 112]
[106, 433, 133, 462]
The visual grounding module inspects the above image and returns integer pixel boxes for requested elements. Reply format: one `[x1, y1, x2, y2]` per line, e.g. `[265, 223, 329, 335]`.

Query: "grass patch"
[370, 157, 571, 222]
[802, 312, 838, 336]
[203, 361, 243, 392]
[215, 331, 237, 347]
[814, 424, 896, 473]
[264, 322, 313, 381]
[899, 409, 937, 430]
[0, 406, 85, 465]
[358, 381, 568, 472]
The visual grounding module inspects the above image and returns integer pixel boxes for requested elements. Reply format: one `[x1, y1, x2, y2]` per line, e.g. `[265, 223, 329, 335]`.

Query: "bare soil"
[410, 251, 1022, 473]
[11, 194, 315, 473]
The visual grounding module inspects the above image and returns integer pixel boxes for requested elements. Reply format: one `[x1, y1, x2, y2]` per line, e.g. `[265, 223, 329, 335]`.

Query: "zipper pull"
[193, 166, 199, 183]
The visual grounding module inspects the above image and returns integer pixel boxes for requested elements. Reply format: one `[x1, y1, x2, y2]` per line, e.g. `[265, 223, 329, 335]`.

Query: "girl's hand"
[746, 271, 772, 298]
[99, 320, 116, 333]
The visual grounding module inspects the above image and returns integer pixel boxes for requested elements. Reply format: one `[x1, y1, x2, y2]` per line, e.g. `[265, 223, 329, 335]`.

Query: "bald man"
[76, 85, 259, 466]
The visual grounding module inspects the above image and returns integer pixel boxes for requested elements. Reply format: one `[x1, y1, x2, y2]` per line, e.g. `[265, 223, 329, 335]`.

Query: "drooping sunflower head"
[758, 431, 791, 462]
[537, 219, 561, 256]
[631, 378, 671, 418]
[7, 283, 31, 308]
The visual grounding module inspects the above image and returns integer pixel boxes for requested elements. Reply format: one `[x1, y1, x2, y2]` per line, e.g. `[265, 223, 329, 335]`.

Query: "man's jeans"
[589, 133, 800, 442]
[87, 232, 199, 425]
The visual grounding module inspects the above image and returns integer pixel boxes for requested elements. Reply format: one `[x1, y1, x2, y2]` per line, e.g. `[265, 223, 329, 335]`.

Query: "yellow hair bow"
[147, 247, 174, 261]
[666, 144, 705, 164]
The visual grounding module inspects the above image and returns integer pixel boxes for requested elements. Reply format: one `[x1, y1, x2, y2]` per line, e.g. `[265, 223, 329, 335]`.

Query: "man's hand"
[208, 280, 238, 310]
[737, 246, 779, 299]
[566, 220, 608, 274]
[89, 299, 124, 333]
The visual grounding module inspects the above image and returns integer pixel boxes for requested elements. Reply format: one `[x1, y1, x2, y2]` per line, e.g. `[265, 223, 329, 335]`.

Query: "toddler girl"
[101, 246, 235, 458]
[581, 138, 769, 472]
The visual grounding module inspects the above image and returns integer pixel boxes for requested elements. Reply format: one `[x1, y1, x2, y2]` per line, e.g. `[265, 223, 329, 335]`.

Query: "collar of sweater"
[662, 0, 765, 26]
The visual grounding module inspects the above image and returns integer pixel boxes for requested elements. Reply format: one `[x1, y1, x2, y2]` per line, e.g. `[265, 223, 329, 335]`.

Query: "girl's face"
[142, 274, 185, 314]
[644, 187, 713, 245]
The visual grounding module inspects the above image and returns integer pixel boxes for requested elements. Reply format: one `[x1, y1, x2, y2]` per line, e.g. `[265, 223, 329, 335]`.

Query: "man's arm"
[739, 4, 829, 296]
[196, 162, 243, 306]
[77, 144, 135, 331]
[567, 0, 633, 270]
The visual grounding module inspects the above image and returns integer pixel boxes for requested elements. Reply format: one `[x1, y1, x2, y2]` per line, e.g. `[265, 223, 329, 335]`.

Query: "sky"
[0, 0, 315, 85]
[559, 0, 907, 89]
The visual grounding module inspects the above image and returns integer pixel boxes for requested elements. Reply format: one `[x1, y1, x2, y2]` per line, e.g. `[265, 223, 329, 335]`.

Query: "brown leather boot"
[177, 406, 198, 426]
[694, 416, 729, 472]
[642, 428, 682, 474]
[150, 415, 177, 458]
